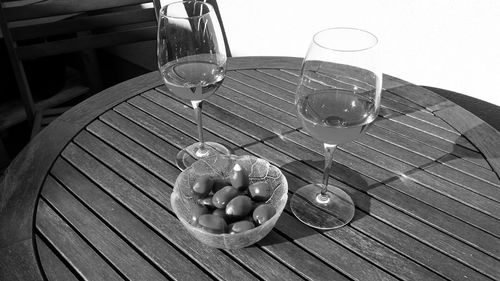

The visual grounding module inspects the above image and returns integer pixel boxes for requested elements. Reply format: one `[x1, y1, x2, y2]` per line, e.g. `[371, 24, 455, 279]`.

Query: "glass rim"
[312, 27, 379, 52]
[160, 0, 215, 19]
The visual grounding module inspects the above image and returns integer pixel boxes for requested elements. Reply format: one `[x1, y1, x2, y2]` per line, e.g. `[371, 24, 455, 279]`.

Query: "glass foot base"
[176, 141, 230, 171]
[290, 184, 355, 229]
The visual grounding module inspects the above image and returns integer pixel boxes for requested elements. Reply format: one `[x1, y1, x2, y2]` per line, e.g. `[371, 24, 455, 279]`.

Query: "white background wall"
[218, 0, 500, 106]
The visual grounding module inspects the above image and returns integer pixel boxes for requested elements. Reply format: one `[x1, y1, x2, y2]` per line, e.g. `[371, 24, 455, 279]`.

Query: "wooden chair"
[0, 0, 163, 139]
[0, 0, 230, 166]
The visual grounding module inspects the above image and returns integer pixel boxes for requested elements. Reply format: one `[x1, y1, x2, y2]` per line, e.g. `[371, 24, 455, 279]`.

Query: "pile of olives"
[189, 163, 277, 234]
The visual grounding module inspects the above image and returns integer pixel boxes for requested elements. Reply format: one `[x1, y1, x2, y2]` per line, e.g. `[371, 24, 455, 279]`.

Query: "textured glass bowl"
[171, 154, 288, 249]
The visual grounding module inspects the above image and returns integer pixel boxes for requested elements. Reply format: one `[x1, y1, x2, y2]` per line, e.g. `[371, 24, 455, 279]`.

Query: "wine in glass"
[157, 0, 230, 170]
[291, 27, 382, 229]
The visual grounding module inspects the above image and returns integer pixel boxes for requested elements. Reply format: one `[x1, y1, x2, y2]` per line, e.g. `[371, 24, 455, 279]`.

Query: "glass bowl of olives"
[171, 154, 288, 249]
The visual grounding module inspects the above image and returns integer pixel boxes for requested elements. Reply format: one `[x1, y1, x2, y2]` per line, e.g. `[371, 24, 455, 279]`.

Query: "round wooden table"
[1, 57, 499, 281]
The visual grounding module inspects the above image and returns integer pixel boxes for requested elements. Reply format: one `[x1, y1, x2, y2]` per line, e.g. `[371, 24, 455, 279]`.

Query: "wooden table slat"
[366, 125, 500, 186]
[238, 69, 298, 93]
[340, 140, 500, 219]
[373, 119, 490, 169]
[36, 199, 125, 281]
[41, 177, 170, 281]
[357, 132, 500, 191]
[36, 235, 79, 281]
[350, 212, 494, 281]
[227, 71, 296, 103]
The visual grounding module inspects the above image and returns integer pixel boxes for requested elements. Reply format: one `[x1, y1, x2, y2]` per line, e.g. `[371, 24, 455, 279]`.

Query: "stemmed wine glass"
[290, 27, 382, 229]
[157, 0, 230, 170]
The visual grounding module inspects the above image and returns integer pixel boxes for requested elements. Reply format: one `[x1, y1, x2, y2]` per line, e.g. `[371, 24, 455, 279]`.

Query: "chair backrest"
[0, 0, 162, 122]
[0, 0, 230, 124]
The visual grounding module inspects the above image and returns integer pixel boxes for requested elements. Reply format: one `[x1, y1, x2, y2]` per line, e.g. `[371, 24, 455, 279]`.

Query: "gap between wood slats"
[36, 198, 127, 281]
[80, 121, 342, 281]
[35, 234, 80, 281]
[138, 88, 496, 280]
[40, 178, 171, 281]
[149, 85, 500, 278]
[354, 134, 500, 204]
[363, 125, 500, 188]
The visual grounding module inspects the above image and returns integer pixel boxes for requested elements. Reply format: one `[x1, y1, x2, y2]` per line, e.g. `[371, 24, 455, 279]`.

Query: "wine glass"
[290, 27, 382, 229]
[157, 0, 230, 170]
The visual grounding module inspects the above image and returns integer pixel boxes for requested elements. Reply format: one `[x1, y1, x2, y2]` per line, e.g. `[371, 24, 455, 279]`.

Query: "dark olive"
[190, 204, 209, 224]
[229, 163, 249, 192]
[228, 220, 255, 234]
[212, 178, 230, 193]
[192, 175, 213, 197]
[212, 208, 227, 220]
[197, 214, 227, 234]
[225, 195, 253, 218]
[248, 181, 273, 202]
[212, 186, 239, 209]
[253, 204, 276, 225]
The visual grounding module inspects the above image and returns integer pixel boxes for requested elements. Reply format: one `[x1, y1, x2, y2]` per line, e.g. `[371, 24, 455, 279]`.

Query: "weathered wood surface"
[1, 57, 499, 280]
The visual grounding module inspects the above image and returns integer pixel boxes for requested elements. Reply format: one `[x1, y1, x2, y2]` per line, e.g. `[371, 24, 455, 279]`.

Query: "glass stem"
[321, 143, 337, 196]
[192, 100, 207, 156]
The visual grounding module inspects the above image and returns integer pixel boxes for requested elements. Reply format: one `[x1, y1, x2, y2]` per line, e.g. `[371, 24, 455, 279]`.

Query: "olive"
[228, 220, 255, 234]
[190, 204, 209, 224]
[248, 181, 273, 202]
[192, 175, 213, 197]
[253, 204, 276, 225]
[229, 163, 249, 192]
[197, 214, 227, 234]
[212, 186, 239, 209]
[225, 195, 253, 218]
[212, 178, 230, 193]
[212, 208, 227, 220]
